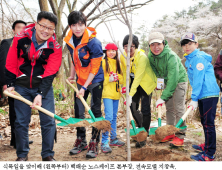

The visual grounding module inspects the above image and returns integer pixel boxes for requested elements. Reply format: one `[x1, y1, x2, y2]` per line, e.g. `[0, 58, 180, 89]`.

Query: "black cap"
[122, 34, 139, 49]
[12, 20, 27, 30]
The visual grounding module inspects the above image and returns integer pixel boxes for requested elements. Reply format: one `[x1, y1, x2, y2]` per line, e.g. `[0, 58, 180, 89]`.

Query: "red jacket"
[5, 24, 62, 97]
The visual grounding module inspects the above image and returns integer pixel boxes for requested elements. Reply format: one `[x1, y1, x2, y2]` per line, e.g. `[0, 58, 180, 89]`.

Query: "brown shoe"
[42, 156, 56, 161]
[16, 156, 28, 161]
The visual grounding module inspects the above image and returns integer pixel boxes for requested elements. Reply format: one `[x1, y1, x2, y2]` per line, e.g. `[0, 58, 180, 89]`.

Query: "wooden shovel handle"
[66, 79, 90, 111]
[3, 90, 55, 118]
[158, 105, 162, 119]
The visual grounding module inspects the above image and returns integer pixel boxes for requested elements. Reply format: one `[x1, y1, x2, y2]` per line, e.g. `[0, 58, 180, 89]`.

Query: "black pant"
[130, 79, 152, 131]
[8, 97, 16, 147]
[74, 82, 103, 142]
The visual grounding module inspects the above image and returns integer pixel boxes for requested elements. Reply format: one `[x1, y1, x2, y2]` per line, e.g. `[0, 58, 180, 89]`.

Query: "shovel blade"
[57, 116, 106, 126]
[149, 127, 158, 135]
[124, 127, 146, 136]
[57, 117, 84, 126]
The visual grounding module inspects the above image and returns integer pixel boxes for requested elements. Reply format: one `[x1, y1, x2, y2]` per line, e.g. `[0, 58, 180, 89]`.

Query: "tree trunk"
[38, 0, 49, 11]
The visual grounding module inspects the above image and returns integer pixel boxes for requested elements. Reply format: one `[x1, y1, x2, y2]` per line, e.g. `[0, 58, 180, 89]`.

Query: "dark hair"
[12, 20, 27, 30]
[180, 39, 197, 46]
[104, 51, 122, 75]
[68, 11, 87, 26]
[122, 34, 139, 49]
[37, 11, 58, 26]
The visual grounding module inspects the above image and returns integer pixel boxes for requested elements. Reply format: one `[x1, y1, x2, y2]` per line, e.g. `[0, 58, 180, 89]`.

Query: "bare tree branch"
[48, 0, 58, 15]
[79, 0, 94, 12]
[86, 0, 105, 18]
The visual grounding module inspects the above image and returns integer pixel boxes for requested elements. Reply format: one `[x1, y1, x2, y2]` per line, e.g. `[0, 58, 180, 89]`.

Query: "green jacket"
[148, 40, 188, 101]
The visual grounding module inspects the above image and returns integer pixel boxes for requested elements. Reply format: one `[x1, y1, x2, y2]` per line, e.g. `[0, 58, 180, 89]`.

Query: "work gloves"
[109, 71, 118, 82]
[188, 100, 198, 110]
[121, 87, 126, 94]
[124, 95, 132, 106]
[156, 98, 165, 108]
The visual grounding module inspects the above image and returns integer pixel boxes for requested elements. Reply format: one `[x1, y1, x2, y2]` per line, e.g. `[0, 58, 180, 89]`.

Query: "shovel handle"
[4, 90, 54, 118]
[157, 105, 162, 127]
[66, 79, 96, 122]
[175, 106, 193, 128]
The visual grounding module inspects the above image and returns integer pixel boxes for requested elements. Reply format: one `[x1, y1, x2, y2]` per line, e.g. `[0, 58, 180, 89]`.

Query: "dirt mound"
[91, 120, 111, 132]
[150, 125, 180, 142]
[131, 131, 148, 142]
[131, 147, 192, 161]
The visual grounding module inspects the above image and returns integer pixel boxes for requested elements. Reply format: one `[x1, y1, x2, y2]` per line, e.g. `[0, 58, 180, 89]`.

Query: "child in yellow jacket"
[101, 43, 125, 153]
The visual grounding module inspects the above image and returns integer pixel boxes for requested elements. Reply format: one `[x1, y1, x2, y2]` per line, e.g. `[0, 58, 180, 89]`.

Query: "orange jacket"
[64, 27, 104, 85]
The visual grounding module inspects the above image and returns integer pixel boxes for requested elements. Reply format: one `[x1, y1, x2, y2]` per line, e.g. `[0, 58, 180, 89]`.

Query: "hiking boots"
[192, 143, 205, 152]
[70, 137, 88, 155]
[86, 139, 98, 158]
[101, 141, 112, 153]
[190, 151, 215, 161]
[110, 138, 125, 146]
[136, 140, 146, 148]
[169, 136, 184, 147]
[160, 134, 175, 143]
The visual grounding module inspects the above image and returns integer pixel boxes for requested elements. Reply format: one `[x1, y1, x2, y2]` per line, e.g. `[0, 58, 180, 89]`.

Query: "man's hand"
[188, 100, 198, 110]
[3, 85, 7, 91]
[156, 98, 165, 108]
[68, 76, 75, 84]
[31, 94, 42, 109]
[76, 88, 85, 98]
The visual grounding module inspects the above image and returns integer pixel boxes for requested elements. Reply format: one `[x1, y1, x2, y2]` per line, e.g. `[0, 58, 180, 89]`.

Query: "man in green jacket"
[148, 32, 188, 147]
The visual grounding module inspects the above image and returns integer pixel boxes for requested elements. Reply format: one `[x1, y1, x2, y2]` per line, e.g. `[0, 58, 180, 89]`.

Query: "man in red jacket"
[5, 11, 62, 161]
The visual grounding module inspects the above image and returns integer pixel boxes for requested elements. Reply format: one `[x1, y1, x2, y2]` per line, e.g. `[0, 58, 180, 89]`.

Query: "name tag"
[157, 78, 164, 90]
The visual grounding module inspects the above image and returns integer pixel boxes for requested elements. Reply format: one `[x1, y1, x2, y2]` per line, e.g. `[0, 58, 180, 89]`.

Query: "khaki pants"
[165, 82, 187, 139]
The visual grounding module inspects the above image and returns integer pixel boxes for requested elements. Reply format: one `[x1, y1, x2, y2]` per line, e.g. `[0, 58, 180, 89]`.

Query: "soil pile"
[131, 147, 192, 161]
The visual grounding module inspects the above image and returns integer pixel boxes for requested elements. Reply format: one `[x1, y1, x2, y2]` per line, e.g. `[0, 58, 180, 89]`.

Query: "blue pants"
[14, 85, 56, 158]
[198, 97, 218, 156]
[102, 98, 119, 144]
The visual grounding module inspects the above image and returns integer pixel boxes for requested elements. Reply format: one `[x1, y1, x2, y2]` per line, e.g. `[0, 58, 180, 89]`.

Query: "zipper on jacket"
[30, 55, 35, 88]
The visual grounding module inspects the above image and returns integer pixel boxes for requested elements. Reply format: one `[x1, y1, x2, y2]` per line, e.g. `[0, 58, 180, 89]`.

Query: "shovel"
[61, 80, 110, 131]
[149, 105, 162, 135]
[3, 90, 85, 127]
[121, 93, 147, 136]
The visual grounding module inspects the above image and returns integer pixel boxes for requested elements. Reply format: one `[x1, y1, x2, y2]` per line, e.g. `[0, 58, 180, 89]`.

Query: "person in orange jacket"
[64, 11, 104, 159]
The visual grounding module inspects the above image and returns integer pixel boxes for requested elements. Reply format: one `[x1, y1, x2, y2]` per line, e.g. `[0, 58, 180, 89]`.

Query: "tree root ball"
[91, 120, 111, 132]
[131, 147, 192, 161]
[68, 120, 90, 127]
[131, 131, 148, 142]
[150, 125, 180, 142]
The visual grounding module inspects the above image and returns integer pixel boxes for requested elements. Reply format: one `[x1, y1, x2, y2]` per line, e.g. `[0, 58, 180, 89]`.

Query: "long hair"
[104, 50, 122, 74]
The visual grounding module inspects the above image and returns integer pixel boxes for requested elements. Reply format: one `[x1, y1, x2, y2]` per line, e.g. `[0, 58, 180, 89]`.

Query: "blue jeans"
[198, 97, 218, 156]
[14, 85, 56, 158]
[102, 98, 119, 144]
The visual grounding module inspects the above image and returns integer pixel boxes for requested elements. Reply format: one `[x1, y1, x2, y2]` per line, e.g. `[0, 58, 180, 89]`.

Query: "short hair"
[68, 11, 87, 26]
[180, 39, 197, 46]
[122, 34, 139, 49]
[12, 20, 27, 30]
[37, 11, 58, 26]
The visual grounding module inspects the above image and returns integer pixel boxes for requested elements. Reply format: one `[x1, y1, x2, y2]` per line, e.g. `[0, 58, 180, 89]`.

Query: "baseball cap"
[103, 43, 118, 53]
[148, 32, 164, 45]
[180, 32, 198, 43]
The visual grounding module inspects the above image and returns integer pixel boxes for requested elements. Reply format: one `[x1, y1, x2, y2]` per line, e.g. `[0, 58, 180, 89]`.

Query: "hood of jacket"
[64, 27, 97, 49]
[184, 49, 212, 63]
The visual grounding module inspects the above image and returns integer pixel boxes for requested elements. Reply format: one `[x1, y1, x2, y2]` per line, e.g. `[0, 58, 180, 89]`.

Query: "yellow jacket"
[102, 57, 123, 100]
[120, 49, 157, 96]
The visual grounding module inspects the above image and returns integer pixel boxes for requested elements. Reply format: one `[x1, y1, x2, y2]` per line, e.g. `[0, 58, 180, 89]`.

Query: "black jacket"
[0, 38, 13, 86]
